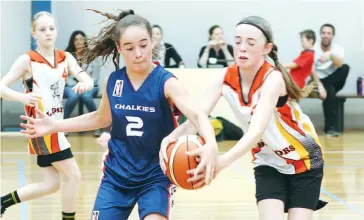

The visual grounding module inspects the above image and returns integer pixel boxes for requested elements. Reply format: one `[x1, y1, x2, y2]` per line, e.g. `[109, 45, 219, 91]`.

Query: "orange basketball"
[165, 135, 205, 190]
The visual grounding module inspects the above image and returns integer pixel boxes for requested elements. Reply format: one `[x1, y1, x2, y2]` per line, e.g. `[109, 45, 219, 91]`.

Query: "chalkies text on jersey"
[115, 104, 156, 112]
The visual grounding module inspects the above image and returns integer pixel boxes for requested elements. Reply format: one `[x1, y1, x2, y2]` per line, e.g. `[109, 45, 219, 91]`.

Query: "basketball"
[165, 135, 205, 190]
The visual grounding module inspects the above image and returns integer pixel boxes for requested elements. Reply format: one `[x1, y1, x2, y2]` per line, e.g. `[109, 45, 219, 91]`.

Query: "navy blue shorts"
[91, 180, 176, 220]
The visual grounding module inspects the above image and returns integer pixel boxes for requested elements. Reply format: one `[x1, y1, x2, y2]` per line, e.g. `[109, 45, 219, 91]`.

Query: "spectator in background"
[198, 25, 234, 68]
[313, 23, 350, 137]
[284, 30, 316, 89]
[151, 25, 184, 68]
[65, 30, 102, 136]
[284, 29, 326, 99]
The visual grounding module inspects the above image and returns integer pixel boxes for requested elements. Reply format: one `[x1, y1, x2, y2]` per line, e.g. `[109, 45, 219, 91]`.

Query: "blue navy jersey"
[103, 65, 177, 189]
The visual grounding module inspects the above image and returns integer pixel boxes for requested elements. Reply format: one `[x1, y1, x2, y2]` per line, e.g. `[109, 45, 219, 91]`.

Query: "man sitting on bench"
[313, 23, 350, 137]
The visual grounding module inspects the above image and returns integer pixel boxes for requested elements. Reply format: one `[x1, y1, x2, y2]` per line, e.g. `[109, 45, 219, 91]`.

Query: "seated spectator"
[313, 23, 350, 137]
[65, 30, 102, 136]
[284, 29, 316, 89]
[198, 25, 234, 68]
[152, 25, 184, 68]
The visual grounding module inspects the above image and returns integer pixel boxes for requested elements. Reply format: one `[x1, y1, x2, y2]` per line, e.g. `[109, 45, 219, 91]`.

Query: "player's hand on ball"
[159, 136, 176, 174]
[186, 140, 218, 185]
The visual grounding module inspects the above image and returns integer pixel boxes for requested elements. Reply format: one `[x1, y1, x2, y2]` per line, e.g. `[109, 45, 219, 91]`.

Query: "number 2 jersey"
[102, 65, 177, 189]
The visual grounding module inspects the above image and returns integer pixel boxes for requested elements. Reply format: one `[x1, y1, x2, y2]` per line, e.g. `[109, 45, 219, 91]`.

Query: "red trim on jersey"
[285, 158, 308, 173]
[277, 105, 305, 136]
[26, 49, 66, 69]
[223, 61, 273, 107]
[51, 133, 60, 153]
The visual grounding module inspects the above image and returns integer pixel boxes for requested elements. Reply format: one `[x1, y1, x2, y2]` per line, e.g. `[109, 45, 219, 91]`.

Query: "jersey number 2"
[126, 116, 144, 137]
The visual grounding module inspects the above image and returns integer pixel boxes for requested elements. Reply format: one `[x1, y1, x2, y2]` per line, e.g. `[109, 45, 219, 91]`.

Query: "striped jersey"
[24, 50, 70, 155]
[222, 61, 324, 174]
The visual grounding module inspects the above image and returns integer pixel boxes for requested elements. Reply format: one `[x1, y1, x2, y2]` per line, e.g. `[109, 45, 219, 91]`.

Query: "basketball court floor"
[1, 130, 364, 220]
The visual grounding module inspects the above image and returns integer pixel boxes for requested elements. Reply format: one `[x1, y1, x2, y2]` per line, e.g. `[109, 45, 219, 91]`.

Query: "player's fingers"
[161, 145, 169, 163]
[205, 164, 212, 185]
[159, 159, 166, 174]
[28, 134, 39, 139]
[186, 147, 203, 156]
[187, 172, 204, 183]
[20, 129, 37, 137]
[20, 123, 34, 130]
[193, 161, 206, 177]
[20, 129, 33, 135]
[35, 109, 46, 118]
[159, 151, 166, 173]
[186, 168, 195, 175]
[186, 168, 203, 176]
[30, 97, 38, 102]
[20, 115, 35, 123]
[31, 94, 42, 99]
[193, 180, 206, 189]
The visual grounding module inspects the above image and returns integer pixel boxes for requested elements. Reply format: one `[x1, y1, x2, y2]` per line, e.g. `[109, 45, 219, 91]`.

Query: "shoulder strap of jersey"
[223, 64, 240, 92]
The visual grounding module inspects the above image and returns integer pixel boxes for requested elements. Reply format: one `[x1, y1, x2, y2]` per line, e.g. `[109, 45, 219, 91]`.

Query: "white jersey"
[314, 43, 344, 79]
[24, 50, 70, 155]
[221, 61, 324, 174]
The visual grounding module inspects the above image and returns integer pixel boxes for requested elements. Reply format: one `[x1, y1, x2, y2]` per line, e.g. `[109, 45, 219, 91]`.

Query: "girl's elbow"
[94, 111, 110, 127]
[103, 117, 112, 128]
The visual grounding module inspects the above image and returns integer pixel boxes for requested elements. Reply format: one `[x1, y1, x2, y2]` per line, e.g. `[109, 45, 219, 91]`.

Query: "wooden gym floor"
[1, 130, 364, 220]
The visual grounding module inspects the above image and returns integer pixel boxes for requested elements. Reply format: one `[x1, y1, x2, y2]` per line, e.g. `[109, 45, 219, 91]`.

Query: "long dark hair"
[65, 30, 87, 54]
[82, 9, 158, 70]
[237, 16, 303, 100]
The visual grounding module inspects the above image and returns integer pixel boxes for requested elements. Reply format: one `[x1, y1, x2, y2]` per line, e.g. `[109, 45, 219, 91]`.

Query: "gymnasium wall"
[1, 0, 364, 130]
[0, 1, 32, 129]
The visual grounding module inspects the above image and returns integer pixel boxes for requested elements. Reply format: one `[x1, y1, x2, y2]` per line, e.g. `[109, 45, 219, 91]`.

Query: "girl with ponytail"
[166, 16, 327, 220]
[20, 9, 218, 220]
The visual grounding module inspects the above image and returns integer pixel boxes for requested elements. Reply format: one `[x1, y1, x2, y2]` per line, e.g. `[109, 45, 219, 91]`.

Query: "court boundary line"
[18, 160, 27, 220]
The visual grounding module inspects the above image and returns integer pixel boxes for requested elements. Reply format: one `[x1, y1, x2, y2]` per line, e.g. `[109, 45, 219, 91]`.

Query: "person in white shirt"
[313, 23, 349, 136]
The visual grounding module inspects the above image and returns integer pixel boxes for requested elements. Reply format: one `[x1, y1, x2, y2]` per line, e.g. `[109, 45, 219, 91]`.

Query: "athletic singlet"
[24, 50, 70, 155]
[222, 61, 324, 174]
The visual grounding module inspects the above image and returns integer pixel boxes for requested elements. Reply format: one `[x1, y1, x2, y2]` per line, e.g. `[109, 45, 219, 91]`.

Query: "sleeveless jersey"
[222, 61, 324, 174]
[24, 50, 70, 155]
[102, 65, 177, 189]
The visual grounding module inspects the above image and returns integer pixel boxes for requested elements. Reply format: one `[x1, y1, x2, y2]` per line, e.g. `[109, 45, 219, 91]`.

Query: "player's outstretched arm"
[163, 76, 220, 184]
[217, 70, 286, 172]
[20, 76, 111, 137]
[167, 71, 225, 138]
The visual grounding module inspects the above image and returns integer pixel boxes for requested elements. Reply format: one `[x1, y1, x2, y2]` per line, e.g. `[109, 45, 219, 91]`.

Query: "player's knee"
[46, 178, 61, 193]
[64, 165, 82, 185]
[143, 213, 167, 220]
[70, 167, 82, 185]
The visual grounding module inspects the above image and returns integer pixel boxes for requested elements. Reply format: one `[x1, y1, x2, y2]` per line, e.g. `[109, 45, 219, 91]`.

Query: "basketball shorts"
[254, 165, 327, 212]
[37, 148, 73, 167]
[91, 180, 176, 220]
